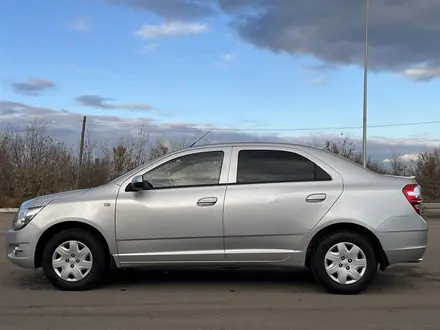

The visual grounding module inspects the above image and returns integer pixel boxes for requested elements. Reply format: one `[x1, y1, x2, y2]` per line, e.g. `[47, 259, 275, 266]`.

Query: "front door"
[223, 146, 343, 262]
[115, 147, 232, 266]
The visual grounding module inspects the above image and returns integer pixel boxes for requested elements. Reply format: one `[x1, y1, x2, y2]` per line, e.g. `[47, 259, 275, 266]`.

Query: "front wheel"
[311, 231, 378, 294]
[42, 229, 108, 291]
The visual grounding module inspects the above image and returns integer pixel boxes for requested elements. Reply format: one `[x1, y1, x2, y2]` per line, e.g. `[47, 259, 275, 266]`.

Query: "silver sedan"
[5, 142, 428, 294]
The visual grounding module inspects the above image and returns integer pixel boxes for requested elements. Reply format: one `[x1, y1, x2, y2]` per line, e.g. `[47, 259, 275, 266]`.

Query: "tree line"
[0, 125, 439, 207]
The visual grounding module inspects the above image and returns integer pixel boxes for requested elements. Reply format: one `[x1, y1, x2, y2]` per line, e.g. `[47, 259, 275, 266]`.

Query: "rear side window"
[236, 150, 332, 184]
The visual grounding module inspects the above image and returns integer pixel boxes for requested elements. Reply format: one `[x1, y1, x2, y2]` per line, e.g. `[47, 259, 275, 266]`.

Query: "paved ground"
[1, 213, 440, 330]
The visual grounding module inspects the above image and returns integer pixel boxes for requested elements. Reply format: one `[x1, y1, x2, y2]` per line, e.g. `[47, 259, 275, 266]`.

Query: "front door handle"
[306, 193, 327, 203]
[197, 197, 218, 206]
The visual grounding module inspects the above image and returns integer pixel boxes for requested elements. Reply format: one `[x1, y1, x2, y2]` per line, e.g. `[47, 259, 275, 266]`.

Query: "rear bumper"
[376, 214, 428, 265]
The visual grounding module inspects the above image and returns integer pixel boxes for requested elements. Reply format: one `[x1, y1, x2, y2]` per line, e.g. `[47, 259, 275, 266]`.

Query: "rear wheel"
[311, 231, 378, 294]
[42, 229, 108, 291]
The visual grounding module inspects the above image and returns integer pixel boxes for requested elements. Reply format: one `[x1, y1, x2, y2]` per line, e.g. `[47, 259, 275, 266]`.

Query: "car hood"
[20, 189, 89, 209]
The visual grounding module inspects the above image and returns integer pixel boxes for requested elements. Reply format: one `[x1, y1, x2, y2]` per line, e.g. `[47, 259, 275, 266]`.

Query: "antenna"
[189, 130, 211, 147]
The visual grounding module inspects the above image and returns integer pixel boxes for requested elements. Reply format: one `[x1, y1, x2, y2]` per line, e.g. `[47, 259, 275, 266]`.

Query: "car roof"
[178, 141, 348, 161]
[188, 141, 312, 149]
[179, 141, 326, 153]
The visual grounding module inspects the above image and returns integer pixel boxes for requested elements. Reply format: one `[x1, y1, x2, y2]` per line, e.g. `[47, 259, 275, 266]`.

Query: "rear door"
[223, 145, 344, 262]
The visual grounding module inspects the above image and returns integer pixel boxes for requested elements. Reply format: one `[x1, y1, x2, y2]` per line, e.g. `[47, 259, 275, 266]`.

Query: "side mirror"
[130, 175, 153, 191]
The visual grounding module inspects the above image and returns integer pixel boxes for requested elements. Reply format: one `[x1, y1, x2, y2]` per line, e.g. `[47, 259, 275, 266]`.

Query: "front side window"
[236, 149, 332, 184]
[143, 151, 224, 188]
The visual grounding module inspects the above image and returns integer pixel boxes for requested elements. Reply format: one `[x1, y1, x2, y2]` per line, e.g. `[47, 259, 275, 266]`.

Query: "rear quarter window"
[236, 149, 332, 184]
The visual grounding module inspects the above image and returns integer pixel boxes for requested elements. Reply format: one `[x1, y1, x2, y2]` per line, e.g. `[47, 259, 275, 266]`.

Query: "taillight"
[402, 184, 422, 214]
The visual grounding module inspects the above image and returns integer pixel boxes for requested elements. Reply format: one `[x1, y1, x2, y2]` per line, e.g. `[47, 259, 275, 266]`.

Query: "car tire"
[310, 231, 378, 295]
[42, 229, 108, 291]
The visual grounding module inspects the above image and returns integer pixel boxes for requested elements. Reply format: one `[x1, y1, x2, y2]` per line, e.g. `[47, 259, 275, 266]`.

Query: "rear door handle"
[306, 193, 327, 203]
[197, 197, 218, 206]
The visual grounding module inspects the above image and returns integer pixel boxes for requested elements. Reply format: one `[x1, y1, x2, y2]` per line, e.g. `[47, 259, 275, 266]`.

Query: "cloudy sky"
[1, 0, 440, 161]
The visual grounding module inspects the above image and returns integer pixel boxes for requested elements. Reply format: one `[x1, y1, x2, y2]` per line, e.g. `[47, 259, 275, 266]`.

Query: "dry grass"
[0, 125, 439, 207]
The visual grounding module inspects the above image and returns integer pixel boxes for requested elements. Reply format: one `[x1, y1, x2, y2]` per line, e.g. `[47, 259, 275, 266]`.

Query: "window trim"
[228, 146, 334, 185]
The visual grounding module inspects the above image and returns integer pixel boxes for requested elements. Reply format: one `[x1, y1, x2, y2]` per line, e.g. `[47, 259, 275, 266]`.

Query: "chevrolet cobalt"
[5, 143, 428, 294]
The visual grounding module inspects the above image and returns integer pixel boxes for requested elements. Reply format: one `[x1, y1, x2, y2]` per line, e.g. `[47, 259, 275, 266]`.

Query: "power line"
[3, 118, 440, 135]
[87, 118, 440, 133]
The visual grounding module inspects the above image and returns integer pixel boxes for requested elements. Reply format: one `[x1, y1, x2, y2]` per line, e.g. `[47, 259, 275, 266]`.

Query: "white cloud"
[70, 16, 89, 32]
[135, 20, 208, 39]
[383, 153, 421, 163]
[221, 52, 235, 62]
[308, 77, 327, 85]
[216, 52, 236, 67]
[141, 43, 159, 54]
[401, 65, 440, 82]
[302, 64, 333, 85]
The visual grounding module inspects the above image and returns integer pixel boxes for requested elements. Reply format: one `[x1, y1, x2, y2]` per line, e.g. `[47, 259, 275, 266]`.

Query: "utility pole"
[76, 116, 87, 188]
[362, 0, 370, 168]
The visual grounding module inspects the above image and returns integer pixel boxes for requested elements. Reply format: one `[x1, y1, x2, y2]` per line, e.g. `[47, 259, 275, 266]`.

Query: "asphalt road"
[1, 213, 440, 330]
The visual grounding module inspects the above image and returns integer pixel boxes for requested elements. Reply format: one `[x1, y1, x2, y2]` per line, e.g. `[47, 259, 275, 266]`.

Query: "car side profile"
[5, 142, 428, 294]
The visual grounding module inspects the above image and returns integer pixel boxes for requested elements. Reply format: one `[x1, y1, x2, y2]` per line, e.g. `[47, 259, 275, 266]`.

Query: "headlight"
[12, 206, 44, 230]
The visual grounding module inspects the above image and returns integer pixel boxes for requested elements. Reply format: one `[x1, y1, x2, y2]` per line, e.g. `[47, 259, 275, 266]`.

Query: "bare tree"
[1, 124, 439, 207]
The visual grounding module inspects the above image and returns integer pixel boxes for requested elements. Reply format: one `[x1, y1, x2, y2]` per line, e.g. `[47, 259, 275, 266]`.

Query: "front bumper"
[5, 222, 40, 269]
[376, 214, 428, 265]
